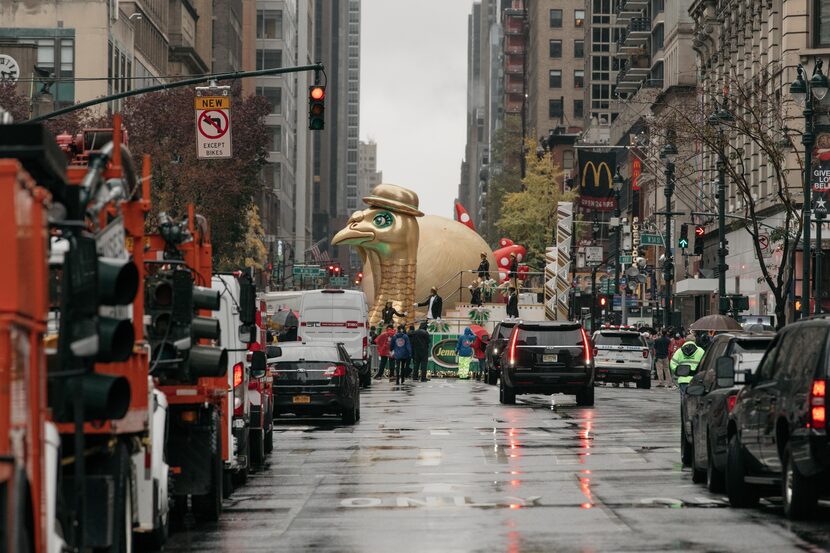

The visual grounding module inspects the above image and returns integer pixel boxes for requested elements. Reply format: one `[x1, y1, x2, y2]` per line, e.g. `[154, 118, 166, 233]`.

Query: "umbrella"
[469, 325, 490, 341]
[689, 314, 742, 332]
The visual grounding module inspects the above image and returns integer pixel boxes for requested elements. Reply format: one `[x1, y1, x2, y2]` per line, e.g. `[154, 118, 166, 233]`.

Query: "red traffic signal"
[309, 86, 326, 130]
[694, 225, 705, 237]
[599, 296, 607, 307]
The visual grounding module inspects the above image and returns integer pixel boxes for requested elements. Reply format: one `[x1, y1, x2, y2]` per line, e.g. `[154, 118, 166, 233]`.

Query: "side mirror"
[715, 356, 735, 388]
[266, 345, 282, 359]
[686, 383, 706, 396]
[250, 350, 267, 378]
[675, 363, 692, 377]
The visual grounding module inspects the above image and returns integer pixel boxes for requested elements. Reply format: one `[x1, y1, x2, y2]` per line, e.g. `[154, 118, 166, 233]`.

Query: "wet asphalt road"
[166, 380, 830, 552]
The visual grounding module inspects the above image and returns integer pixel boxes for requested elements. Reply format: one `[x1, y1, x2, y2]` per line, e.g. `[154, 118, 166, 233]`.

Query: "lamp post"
[707, 99, 734, 315]
[790, 59, 829, 316]
[660, 140, 678, 328]
[613, 170, 624, 297]
[817, 197, 827, 313]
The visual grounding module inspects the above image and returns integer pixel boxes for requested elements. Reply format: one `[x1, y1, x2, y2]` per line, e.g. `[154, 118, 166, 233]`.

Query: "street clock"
[0, 54, 20, 83]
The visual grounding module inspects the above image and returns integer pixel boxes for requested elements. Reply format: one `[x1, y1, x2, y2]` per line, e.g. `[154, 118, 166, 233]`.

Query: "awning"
[674, 278, 718, 296]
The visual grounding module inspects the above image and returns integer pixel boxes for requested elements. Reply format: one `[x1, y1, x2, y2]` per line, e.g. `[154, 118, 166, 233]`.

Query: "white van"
[298, 289, 371, 386]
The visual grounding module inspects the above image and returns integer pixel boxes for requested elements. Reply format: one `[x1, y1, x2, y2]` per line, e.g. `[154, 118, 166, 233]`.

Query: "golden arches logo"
[581, 161, 613, 189]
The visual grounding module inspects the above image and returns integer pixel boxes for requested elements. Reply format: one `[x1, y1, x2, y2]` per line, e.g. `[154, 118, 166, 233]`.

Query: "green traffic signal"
[678, 238, 689, 249]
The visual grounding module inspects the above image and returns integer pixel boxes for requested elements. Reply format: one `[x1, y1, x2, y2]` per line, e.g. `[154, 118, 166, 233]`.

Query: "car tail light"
[323, 364, 347, 377]
[507, 327, 520, 366]
[642, 349, 649, 359]
[809, 379, 826, 430]
[581, 329, 592, 364]
[363, 336, 368, 360]
[246, 351, 253, 362]
[727, 395, 738, 413]
[233, 362, 244, 388]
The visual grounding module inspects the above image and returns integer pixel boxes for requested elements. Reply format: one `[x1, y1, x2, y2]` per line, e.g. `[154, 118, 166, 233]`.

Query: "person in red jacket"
[373, 324, 395, 379]
[472, 333, 488, 379]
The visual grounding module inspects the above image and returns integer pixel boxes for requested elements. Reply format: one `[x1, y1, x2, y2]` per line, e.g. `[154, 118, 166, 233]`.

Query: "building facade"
[358, 140, 382, 200]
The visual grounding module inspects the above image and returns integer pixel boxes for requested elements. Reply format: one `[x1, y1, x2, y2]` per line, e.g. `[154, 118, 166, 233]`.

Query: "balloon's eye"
[372, 212, 394, 228]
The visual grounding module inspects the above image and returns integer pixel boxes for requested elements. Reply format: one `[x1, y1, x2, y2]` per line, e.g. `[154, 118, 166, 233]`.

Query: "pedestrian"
[653, 330, 673, 388]
[469, 279, 483, 306]
[669, 332, 684, 357]
[381, 301, 407, 326]
[472, 331, 488, 380]
[509, 252, 519, 290]
[477, 252, 490, 281]
[456, 327, 476, 379]
[415, 287, 444, 321]
[373, 324, 395, 379]
[405, 324, 417, 378]
[391, 325, 412, 385]
[410, 322, 431, 382]
[670, 333, 705, 395]
[506, 286, 520, 319]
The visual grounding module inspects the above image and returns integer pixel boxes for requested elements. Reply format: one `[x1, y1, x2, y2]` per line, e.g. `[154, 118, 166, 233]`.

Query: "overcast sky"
[360, 0, 474, 218]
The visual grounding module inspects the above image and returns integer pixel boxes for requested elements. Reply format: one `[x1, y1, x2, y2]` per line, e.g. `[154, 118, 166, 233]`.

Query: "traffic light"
[678, 223, 689, 249]
[51, 233, 137, 422]
[693, 225, 705, 255]
[188, 282, 226, 378]
[355, 271, 364, 285]
[308, 85, 325, 130]
[599, 296, 608, 308]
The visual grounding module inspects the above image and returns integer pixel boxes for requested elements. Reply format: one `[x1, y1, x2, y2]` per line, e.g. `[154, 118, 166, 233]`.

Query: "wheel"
[499, 377, 516, 405]
[97, 443, 132, 553]
[360, 371, 371, 388]
[232, 436, 249, 487]
[636, 376, 651, 390]
[250, 429, 265, 471]
[222, 469, 233, 499]
[341, 399, 357, 425]
[706, 439, 725, 493]
[725, 433, 758, 508]
[575, 385, 594, 407]
[783, 445, 818, 520]
[264, 426, 274, 454]
[680, 416, 693, 467]
[487, 370, 498, 386]
[691, 448, 706, 483]
[192, 412, 223, 522]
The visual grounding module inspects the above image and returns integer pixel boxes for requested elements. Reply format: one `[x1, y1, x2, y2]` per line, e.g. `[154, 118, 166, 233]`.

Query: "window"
[270, 125, 282, 152]
[563, 150, 575, 170]
[549, 39, 562, 58]
[256, 49, 282, 70]
[574, 40, 584, 58]
[256, 86, 282, 114]
[575, 9, 585, 27]
[573, 99, 584, 118]
[549, 99, 563, 118]
[272, 163, 282, 191]
[817, 0, 830, 46]
[574, 69, 585, 89]
[549, 9, 562, 27]
[256, 10, 283, 39]
[549, 69, 562, 88]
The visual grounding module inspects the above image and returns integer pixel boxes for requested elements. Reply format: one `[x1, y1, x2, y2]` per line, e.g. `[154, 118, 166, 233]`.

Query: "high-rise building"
[582, 0, 619, 143]
[358, 140, 382, 200]
[312, 0, 360, 270]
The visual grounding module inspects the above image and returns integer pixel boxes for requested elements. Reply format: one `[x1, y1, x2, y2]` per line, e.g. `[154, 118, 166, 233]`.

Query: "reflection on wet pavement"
[165, 380, 830, 553]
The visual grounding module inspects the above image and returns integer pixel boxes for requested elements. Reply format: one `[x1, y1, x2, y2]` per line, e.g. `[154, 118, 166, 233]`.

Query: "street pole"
[663, 161, 675, 328]
[803, 96, 814, 317]
[591, 267, 597, 331]
[817, 196, 826, 313]
[717, 146, 728, 314]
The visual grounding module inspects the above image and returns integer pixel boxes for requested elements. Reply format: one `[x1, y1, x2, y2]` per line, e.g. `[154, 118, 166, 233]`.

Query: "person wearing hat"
[670, 333, 705, 395]
[477, 252, 492, 302]
[415, 287, 443, 321]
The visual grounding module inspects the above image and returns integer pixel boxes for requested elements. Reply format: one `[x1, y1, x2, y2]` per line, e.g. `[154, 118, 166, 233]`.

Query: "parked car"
[723, 319, 830, 519]
[298, 289, 372, 387]
[272, 342, 361, 424]
[481, 321, 517, 385]
[498, 321, 595, 406]
[591, 328, 652, 388]
[678, 332, 774, 492]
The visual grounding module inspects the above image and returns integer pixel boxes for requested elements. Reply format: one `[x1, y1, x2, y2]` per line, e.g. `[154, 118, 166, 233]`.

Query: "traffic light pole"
[663, 162, 675, 328]
[29, 63, 325, 122]
[716, 135, 729, 315]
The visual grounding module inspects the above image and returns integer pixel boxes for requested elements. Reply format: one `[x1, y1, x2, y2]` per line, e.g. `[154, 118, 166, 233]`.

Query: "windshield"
[732, 339, 772, 354]
[595, 333, 644, 347]
[518, 326, 583, 347]
[497, 324, 516, 339]
[274, 346, 340, 363]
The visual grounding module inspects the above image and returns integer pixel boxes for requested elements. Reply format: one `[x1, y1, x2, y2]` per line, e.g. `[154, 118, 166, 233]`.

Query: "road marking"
[430, 429, 450, 435]
[417, 449, 443, 466]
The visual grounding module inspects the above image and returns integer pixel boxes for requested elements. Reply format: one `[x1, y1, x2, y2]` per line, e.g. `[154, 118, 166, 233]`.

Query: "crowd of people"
[642, 327, 711, 391]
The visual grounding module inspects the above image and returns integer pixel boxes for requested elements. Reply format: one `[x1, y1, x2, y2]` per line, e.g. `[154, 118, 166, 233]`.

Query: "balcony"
[504, 81, 523, 94]
[505, 44, 526, 55]
[619, 0, 648, 10]
[622, 18, 650, 48]
[505, 63, 524, 75]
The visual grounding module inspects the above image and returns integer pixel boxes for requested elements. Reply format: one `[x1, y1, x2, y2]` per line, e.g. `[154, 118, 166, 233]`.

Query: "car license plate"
[292, 395, 311, 404]
[543, 354, 557, 363]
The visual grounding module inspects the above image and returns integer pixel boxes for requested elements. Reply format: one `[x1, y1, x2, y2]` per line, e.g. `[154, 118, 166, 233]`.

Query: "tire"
[783, 445, 818, 520]
[250, 429, 265, 471]
[637, 376, 651, 390]
[499, 378, 516, 405]
[680, 419, 692, 467]
[706, 439, 726, 493]
[691, 448, 706, 483]
[264, 426, 274, 454]
[575, 385, 595, 407]
[192, 412, 222, 522]
[222, 470, 233, 500]
[359, 371, 371, 388]
[341, 402, 357, 425]
[487, 370, 498, 386]
[726, 434, 758, 508]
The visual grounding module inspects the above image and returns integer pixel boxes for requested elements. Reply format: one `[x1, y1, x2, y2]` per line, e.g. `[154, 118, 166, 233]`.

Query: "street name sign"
[640, 233, 663, 246]
[619, 255, 633, 264]
[195, 86, 232, 159]
[293, 265, 322, 276]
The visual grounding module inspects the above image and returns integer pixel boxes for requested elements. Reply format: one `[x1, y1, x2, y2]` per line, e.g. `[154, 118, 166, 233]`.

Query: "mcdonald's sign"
[577, 151, 615, 198]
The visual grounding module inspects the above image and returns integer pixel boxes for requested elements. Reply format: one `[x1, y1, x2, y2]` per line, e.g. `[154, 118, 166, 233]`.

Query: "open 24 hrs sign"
[195, 95, 232, 159]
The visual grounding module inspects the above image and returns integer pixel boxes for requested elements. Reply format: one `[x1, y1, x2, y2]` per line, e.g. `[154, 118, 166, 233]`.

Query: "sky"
[360, 0, 474, 218]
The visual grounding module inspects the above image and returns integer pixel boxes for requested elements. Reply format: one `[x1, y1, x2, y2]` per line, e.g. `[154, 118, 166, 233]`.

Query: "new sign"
[195, 86, 232, 159]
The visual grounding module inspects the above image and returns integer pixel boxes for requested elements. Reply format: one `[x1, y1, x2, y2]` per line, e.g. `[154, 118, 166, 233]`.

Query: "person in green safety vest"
[669, 333, 705, 394]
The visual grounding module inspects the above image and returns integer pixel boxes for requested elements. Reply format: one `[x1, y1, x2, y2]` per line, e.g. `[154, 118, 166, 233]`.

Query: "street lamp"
[659, 139, 677, 328]
[707, 98, 733, 315]
[791, 58, 829, 316]
[613, 170, 624, 300]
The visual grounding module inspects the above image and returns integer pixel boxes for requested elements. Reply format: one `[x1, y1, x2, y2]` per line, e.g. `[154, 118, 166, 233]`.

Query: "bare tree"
[647, 62, 804, 327]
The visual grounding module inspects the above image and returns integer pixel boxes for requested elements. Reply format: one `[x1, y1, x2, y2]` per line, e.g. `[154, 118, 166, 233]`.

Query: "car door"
[690, 339, 725, 462]
[339, 344, 359, 403]
[741, 335, 782, 466]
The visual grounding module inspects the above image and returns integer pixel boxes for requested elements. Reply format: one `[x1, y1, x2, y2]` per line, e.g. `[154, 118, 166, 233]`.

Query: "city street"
[166, 381, 830, 553]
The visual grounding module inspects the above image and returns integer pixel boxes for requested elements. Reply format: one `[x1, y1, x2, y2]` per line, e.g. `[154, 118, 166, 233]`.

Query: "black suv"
[481, 321, 516, 385]
[680, 332, 774, 492]
[498, 321, 595, 406]
[725, 319, 830, 519]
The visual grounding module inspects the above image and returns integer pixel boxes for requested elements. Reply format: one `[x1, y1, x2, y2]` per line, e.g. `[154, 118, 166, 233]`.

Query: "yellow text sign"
[194, 96, 230, 110]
